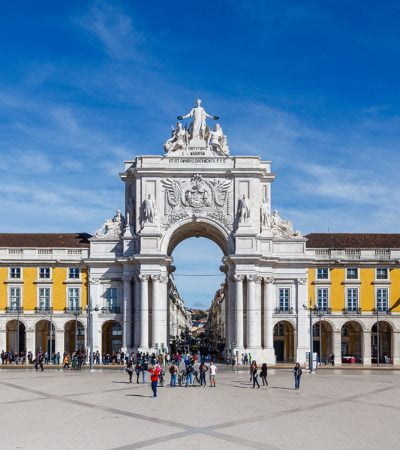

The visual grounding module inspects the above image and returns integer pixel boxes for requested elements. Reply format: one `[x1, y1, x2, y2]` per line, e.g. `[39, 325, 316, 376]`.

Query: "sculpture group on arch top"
[94, 99, 301, 240]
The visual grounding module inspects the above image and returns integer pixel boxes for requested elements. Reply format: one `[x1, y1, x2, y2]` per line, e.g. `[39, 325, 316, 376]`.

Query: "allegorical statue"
[178, 99, 219, 140]
[238, 194, 251, 223]
[271, 210, 300, 237]
[163, 122, 189, 153]
[209, 123, 229, 155]
[260, 200, 270, 228]
[142, 194, 156, 225]
[95, 210, 125, 238]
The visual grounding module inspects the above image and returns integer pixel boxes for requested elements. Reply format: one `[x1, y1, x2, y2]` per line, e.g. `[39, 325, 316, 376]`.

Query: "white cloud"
[0, 150, 52, 174]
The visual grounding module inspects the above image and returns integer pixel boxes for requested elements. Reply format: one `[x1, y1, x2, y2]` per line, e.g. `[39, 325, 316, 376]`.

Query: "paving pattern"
[1, 367, 400, 449]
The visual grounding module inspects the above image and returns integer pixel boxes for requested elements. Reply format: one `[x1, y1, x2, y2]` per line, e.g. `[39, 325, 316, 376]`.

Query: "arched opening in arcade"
[6, 320, 26, 355]
[35, 320, 55, 354]
[341, 321, 363, 363]
[167, 221, 228, 360]
[102, 320, 123, 355]
[313, 321, 333, 364]
[371, 321, 393, 364]
[273, 321, 295, 363]
[64, 320, 85, 354]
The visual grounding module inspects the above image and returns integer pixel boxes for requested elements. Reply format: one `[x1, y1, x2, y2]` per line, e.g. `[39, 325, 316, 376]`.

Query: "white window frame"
[67, 287, 81, 309]
[346, 287, 359, 311]
[278, 287, 291, 311]
[376, 268, 389, 280]
[68, 267, 81, 280]
[38, 267, 51, 280]
[105, 286, 118, 310]
[316, 268, 329, 280]
[37, 286, 52, 310]
[9, 267, 22, 279]
[316, 287, 329, 310]
[346, 267, 359, 281]
[376, 287, 389, 311]
[8, 286, 22, 310]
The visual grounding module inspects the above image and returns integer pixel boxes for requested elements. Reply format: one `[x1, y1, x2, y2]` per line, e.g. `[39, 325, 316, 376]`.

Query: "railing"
[343, 307, 362, 315]
[312, 307, 332, 315]
[372, 308, 391, 315]
[274, 307, 293, 314]
[101, 307, 121, 314]
[38, 249, 53, 255]
[64, 307, 83, 314]
[375, 249, 391, 259]
[5, 307, 24, 313]
[345, 249, 361, 260]
[35, 307, 53, 313]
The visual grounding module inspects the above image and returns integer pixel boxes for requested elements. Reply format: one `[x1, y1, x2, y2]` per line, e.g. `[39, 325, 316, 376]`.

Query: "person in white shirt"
[209, 361, 217, 387]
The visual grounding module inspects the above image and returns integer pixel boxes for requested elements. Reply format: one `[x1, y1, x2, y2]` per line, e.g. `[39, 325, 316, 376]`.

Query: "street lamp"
[376, 305, 380, 366]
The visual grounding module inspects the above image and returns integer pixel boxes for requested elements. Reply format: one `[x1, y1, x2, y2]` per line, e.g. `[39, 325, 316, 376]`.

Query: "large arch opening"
[273, 321, 295, 363]
[169, 233, 226, 360]
[371, 321, 393, 364]
[35, 320, 55, 355]
[341, 321, 363, 363]
[64, 320, 85, 354]
[313, 321, 333, 364]
[6, 320, 26, 357]
[102, 320, 123, 356]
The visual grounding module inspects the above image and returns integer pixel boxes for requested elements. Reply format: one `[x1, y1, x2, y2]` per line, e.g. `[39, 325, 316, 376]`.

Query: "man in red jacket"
[148, 364, 161, 398]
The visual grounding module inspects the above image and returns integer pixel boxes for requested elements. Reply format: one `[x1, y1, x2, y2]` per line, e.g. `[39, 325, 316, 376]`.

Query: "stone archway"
[102, 320, 122, 355]
[6, 320, 26, 355]
[35, 319, 55, 355]
[273, 321, 295, 363]
[371, 321, 393, 364]
[313, 320, 333, 364]
[64, 320, 85, 354]
[341, 321, 363, 363]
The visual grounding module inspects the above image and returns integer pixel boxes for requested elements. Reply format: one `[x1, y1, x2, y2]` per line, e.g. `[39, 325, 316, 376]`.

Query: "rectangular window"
[377, 288, 388, 311]
[317, 288, 329, 310]
[39, 267, 51, 279]
[10, 267, 21, 279]
[279, 288, 290, 310]
[346, 268, 358, 280]
[39, 287, 51, 309]
[9, 287, 21, 310]
[376, 268, 388, 280]
[347, 288, 358, 311]
[68, 288, 80, 309]
[316, 268, 329, 280]
[105, 287, 118, 310]
[68, 268, 80, 279]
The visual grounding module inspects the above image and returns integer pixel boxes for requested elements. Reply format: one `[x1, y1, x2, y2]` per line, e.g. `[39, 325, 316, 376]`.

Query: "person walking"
[252, 362, 260, 388]
[185, 363, 194, 387]
[209, 361, 217, 387]
[169, 363, 178, 387]
[249, 360, 256, 382]
[134, 362, 141, 384]
[126, 360, 133, 383]
[293, 362, 303, 390]
[148, 364, 161, 398]
[199, 362, 208, 387]
[260, 363, 268, 386]
[141, 358, 148, 383]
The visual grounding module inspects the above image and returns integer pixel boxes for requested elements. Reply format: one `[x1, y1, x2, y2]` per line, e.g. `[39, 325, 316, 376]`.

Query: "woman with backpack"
[293, 362, 303, 390]
[260, 363, 268, 386]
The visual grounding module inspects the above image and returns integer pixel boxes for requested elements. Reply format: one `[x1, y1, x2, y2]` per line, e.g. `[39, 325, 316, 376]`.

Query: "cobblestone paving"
[1, 367, 400, 449]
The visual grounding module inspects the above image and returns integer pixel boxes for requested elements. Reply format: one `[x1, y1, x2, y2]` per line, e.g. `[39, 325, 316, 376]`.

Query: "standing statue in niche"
[177, 99, 219, 140]
[238, 195, 251, 223]
[260, 200, 270, 228]
[141, 194, 156, 226]
[126, 197, 135, 226]
[163, 122, 189, 153]
[209, 123, 229, 155]
[271, 210, 300, 237]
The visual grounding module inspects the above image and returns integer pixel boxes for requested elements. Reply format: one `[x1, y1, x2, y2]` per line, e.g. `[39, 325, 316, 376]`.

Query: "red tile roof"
[306, 233, 400, 249]
[0, 233, 91, 248]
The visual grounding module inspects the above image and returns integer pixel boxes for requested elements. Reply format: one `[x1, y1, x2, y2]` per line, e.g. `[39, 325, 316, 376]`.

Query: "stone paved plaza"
[1, 367, 400, 449]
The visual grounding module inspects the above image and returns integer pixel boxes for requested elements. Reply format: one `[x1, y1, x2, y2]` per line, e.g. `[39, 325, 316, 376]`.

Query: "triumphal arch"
[89, 100, 309, 363]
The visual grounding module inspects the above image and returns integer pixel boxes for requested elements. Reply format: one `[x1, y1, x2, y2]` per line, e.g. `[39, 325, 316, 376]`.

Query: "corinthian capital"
[297, 278, 307, 285]
[265, 276, 274, 284]
[234, 274, 245, 282]
[160, 275, 168, 284]
[139, 274, 150, 282]
[151, 274, 161, 282]
[247, 274, 261, 283]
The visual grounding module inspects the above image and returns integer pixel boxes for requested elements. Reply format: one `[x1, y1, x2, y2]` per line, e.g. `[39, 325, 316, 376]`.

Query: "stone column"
[160, 275, 169, 352]
[122, 276, 132, 352]
[296, 278, 309, 364]
[89, 277, 101, 354]
[0, 329, 6, 353]
[26, 329, 35, 356]
[263, 276, 276, 363]
[234, 275, 244, 349]
[139, 274, 149, 351]
[333, 330, 342, 366]
[133, 276, 141, 349]
[226, 275, 235, 346]
[393, 332, 400, 366]
[363, 330, 371, 365]
[151, 274, 161, 352]
[247, 275, 259, 349]
[55, 330, 64, 356]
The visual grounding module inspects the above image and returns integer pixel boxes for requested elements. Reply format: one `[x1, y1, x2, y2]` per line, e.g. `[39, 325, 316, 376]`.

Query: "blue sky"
[1, 1, 399, 307]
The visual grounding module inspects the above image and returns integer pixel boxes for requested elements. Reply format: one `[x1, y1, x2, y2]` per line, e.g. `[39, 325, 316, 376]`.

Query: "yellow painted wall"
[0, 267, 7, 309]
[308, 268, 315, 307]
[81, 268, 88, 308]
[390, 268, 400, 312]
[53, 267, 66, 311]
[330, 268, 345, 312]
[23, 268, 36, 310]
[360, 268, 374, 311]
